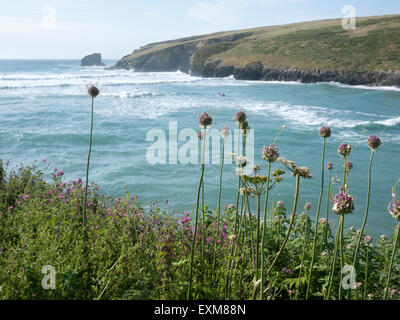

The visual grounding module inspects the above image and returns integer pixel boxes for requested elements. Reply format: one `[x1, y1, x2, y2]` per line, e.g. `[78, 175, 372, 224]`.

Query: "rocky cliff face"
[81, 53, 105, 67]
[200, 60, 400, 86]
[113, 32, 252, 72]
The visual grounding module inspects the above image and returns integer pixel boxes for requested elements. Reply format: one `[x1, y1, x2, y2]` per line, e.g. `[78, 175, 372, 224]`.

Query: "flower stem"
[260, 161, 271, 300]
[83, 97, 94, 229]
[364, 243, 369, 300]
[326, 216, 341, 300]
[383, 223, 400, 300]
[325, 169, 332, 246]
[349, 150, 374, 298]
[212, 141, 225, 280]
[263, 175, 301, 286]
[305, 137, 326, 299]
[338, 214, 345, 300]
[187, 128, 206, 300]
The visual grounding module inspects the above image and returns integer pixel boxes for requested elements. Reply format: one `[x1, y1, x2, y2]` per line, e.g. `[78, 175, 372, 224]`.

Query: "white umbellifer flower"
[235, 168, 244, 176]
[234, 155, 248, 167]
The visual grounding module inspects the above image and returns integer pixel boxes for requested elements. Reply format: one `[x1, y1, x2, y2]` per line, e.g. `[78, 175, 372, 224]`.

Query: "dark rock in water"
[81, 53, 105, 66]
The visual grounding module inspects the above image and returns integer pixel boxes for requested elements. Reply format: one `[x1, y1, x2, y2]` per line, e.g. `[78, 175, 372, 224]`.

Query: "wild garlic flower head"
[221, 126, 230, 139]
[338, 143, 351, 157]
[235, 110, 246, 124]
[367, 135, 381, 150]
[332, 191, 354, 215]
[87, 85, 99, 98]
[262, 144, 279, 163]
[199, 112, 213, 127]
[319, 126, 331, 138]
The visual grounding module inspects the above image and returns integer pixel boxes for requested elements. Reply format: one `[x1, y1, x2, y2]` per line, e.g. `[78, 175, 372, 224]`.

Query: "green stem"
[326, 216, 341, 300]
[212, 141, 225, 280]
[187, 128, 206, 300]
[338, 214, 345, 300]
[83, 97, 94, 229]
[263, 175, 301, 286]
[350, 150, 374, 295]
[383, 224, 400, 300]
[325, 170, 332, 246]
[255, 194, 261, 277]
[260, 162, 271, 300]
[364, 243, 369, 300]
[227, 189, 248, 299]
[305, 137, 326, 299]
[297, 215, 308, 298]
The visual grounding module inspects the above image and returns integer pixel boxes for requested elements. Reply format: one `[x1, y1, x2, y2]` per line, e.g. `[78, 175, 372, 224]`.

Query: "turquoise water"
[1, 60, 399, 236]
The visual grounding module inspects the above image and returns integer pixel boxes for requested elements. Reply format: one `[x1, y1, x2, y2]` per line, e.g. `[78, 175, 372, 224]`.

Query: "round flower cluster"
[326, 162, 333, 170]
[87, 85, 99, 98]
[367, 135, 381, 150]
[389, 200, 400, 221]
[234, 155, 248, 167]
[305, 202, 312, 211]
[338, 143, 351, 157]
[345, 162, 353, 171]
[319, 126, 331, 138]
[221, 127, 230, 139]
[199, 112, 213, 127]
[262, 144, 279, 162]
[235, 110, 246, 123]
[276, 201, 285, 207]
[332, 191, 355, 215]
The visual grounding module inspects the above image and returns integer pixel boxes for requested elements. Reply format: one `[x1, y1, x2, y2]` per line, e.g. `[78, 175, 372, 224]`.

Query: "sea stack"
[81, 53, 105, 66]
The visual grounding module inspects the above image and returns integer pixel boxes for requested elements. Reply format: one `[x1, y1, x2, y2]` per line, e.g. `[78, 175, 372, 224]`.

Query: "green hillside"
[120, 14, 400, 73]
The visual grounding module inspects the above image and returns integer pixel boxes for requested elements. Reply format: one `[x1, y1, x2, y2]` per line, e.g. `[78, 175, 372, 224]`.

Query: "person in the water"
[218, 92, 226, 97]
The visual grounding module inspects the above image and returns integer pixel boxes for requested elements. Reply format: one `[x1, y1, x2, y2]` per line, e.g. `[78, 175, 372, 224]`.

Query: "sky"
[0, 0, 399, 59]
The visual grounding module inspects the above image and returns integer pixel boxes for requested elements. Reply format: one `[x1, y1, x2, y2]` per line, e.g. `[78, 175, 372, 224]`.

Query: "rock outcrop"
[201, 60, 400, 86]
[81, 53, 105, 67]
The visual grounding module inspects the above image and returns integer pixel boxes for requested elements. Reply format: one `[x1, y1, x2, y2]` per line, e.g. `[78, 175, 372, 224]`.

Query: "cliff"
[112, 15, 400, 86]
[81, 53, 105, 67]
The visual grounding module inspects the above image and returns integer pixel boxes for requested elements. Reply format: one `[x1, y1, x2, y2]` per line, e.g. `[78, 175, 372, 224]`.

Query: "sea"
[1, 59, 399, 236]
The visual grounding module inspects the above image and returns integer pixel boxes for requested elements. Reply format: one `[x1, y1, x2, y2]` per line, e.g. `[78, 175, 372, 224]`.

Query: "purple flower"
[338, 143, 351, 157]
[262, 144, 279, 162]
[346, 162, 353, 171]
[277, 201, 285, 207]
[88, 85, 99, 98]
[319, 126, 331, 138]
[389, 200, 400, 221]
[367, 135, 381, 150]
[199, 112, 213, 127]
[235, 110, 246, 123]
[326, 162, 333, 170]
[332, 191, 354, 215]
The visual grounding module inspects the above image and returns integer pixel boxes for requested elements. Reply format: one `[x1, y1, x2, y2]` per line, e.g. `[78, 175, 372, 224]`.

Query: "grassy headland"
[115, 14, 400, 78]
